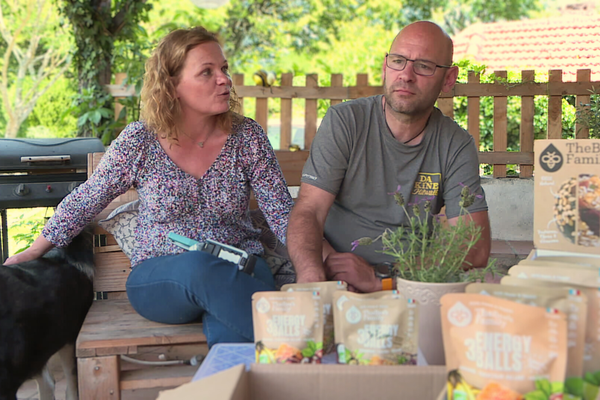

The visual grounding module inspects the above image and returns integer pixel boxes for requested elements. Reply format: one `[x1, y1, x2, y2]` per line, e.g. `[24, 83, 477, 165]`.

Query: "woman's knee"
[126, 280, 203, 324]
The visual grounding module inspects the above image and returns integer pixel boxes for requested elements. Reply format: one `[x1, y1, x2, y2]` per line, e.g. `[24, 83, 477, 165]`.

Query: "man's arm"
[446, 210, 491, 269]
[287, 183, 336, 282]
[288, 183, 384, 292]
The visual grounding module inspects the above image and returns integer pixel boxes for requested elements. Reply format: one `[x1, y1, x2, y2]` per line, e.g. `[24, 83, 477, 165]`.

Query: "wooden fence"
[108, 69, 599, 179]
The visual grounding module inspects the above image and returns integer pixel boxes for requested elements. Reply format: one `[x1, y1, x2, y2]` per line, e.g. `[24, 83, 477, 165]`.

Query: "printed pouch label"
[442, 293, 568, 399]
[333, 291, 418, 365]
[468, 282, 586, 378]
[502, 275, 600, 399]
[252, 291, 323, 364]
[281, 280, 347, 355]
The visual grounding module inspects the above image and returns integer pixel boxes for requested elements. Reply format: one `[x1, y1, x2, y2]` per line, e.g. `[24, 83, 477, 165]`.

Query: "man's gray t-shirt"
[301, 95, 487, 265]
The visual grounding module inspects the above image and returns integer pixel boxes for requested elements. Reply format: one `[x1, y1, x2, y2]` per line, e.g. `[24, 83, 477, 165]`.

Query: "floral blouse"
[42, 118, 294, 267]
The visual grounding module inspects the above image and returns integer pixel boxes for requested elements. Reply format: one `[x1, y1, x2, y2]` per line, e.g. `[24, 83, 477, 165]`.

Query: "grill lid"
[0, 137, 105, 172]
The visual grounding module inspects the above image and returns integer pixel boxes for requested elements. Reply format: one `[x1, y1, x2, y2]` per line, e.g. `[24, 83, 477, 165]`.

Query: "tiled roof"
[452, 15, 600, 81]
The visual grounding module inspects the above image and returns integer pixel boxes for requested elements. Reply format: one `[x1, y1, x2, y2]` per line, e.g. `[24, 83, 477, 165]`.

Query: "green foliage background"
[0, 0, 590, 143]
[0, 0, 598, 255]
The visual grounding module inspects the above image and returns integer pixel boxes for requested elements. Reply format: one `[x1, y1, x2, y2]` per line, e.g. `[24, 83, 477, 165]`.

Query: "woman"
[3, 27, 294, 347]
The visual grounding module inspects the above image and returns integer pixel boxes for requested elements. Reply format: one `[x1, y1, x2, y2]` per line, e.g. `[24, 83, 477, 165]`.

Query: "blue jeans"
[126, 251, 276, 348]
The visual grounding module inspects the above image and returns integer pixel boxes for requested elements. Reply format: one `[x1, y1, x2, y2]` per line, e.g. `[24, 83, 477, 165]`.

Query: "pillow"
[98, 200, 139, 259]
[249, 209, 296, 288]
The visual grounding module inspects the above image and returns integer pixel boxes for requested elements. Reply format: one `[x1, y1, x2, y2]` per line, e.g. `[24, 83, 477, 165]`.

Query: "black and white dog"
[0, 228, 94, 400]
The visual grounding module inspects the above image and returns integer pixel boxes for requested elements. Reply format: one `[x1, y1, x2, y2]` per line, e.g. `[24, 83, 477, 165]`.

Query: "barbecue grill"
[0, 137, 105, 261]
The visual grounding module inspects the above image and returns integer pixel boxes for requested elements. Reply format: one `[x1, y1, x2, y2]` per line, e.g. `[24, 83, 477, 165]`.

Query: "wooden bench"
[75, 150, 307, 399]
[75, 149, 530, 398]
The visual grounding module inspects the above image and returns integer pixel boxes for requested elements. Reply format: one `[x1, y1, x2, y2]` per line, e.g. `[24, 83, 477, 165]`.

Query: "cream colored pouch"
[281, 281, 347, 355]
[333, 291, 418, 365]
[467, 282, 586, 378]
[252, 291, 323, 364]
[503, 274, 600, 399]
[519, 259, 600, 270]
[532, 255, 600, 268]
[442, 293, 568, 399]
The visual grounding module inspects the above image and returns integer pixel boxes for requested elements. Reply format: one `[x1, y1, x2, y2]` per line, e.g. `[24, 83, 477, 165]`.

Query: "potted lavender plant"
[353, 183, 496, 365]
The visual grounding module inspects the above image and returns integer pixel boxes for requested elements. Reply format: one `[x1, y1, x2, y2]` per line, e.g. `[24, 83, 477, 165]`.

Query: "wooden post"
[78, 356, 121, 400]
[437, 91, 454, 119]
[520, 70, 535, 178]
[233, 74, 244, 116]
[547, 69, 563, 139]
[304, 74, 319, 150]
[330, 73, 343, 107]
[356, 73, 368, 88]
[280, 73, 293, 150]
[575, 69, 591, 139]
[112, 73, 128, 137]
[493, 71, 508, 178]
[113, 73, 127, 123]
[255, 83, 268, 133]
[467, 71, 481, 150]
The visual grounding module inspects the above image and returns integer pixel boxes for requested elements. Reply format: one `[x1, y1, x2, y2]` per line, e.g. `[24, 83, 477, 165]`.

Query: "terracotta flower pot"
[395, 277, 469, 366]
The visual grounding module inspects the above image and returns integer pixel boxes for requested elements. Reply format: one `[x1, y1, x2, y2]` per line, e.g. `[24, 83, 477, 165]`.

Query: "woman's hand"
[3, 249, 42, 265]
[2, 235, 54, 266]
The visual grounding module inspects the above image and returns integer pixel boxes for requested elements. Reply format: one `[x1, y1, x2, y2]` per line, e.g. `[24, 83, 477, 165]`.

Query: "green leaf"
[90, 110, 102, 125]
[584, 372, 599, 386]
[565, 378, 584, 397]
[535, 379, 552, 396]
[258, 353, 271, 364]
[550, 381, 564, 394]
[524, 389, 549, 400]
[593, 371, 600, 385]
[301, 347, 313, 358]
[98, 108, 112, 118]
[582, 381, 600, 400]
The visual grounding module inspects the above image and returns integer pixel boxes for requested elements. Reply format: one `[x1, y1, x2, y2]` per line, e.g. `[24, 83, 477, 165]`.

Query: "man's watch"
[373, 262, 394, 279]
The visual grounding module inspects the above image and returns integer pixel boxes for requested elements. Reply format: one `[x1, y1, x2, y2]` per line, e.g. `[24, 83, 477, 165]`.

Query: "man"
[286, 21, 491, 292]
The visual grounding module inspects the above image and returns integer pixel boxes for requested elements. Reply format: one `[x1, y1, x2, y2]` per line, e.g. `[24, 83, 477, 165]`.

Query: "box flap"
[156, 364, 248, 400]
[248, 364, 447, 400]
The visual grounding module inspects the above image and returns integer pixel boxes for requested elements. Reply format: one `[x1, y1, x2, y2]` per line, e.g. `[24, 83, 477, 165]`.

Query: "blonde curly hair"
[140, 26, 241, 143]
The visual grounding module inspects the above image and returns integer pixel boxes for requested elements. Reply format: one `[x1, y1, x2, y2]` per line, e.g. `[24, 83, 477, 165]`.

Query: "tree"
[59, 0, 151, 140]
[0, 0, 71, 138]
[430, 0, 540, 34]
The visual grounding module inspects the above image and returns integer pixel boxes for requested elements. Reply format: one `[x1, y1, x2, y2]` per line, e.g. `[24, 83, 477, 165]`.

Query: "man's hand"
[324, 252, 381, 293]
[287, 184, 336, 285]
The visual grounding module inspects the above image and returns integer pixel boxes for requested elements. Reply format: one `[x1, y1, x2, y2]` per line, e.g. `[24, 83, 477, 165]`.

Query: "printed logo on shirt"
[302, 173, 318, 181]
[411, 173, 440, 196]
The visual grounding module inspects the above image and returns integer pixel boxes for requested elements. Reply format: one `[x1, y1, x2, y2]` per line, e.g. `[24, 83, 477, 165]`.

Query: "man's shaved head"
[390, 21, 454, 65]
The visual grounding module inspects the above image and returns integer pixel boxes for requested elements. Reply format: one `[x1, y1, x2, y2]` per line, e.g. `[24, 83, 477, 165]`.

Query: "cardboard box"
[527, 248, 600, 261]
[534, 139, 600, 255]
[157, 363, 447, 400]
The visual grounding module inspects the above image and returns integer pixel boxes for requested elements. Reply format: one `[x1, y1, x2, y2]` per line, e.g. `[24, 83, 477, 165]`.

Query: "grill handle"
[21, 155, 71, 163]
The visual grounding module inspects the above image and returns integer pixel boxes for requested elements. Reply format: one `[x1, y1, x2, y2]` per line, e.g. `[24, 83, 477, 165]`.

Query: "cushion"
[98, 200, 139, 259]
[248, 209, 296, 288]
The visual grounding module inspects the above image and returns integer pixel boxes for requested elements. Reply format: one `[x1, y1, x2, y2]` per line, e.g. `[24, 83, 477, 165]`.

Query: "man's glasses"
[385, 53, 451, 77]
